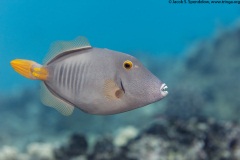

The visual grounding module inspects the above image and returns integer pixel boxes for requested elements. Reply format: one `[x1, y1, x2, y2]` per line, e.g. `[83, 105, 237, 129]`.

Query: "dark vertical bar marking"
[63, 63, 68, 88]
[75, 62, 81, 95]
[71, 61, 77, 92]
[59, 65, 64, 87]
[67, 63, 73, 90]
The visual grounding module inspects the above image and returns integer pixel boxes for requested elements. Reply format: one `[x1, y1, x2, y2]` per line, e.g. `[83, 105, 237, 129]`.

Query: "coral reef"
[113, 126, 138, 147]
[54, 134, 88, 160]
[161, 23, 240, 121]
[1, 117, 240, 160]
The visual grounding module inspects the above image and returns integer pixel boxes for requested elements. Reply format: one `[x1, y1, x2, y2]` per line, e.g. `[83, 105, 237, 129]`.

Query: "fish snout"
[160, 83, 168, 97]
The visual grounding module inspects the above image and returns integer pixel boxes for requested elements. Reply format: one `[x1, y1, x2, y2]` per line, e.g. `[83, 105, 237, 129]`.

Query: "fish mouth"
[160, 83, 168, 97]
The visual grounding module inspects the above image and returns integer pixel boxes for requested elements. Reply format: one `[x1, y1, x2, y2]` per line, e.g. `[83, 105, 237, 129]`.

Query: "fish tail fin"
[10, 59, 48, 81]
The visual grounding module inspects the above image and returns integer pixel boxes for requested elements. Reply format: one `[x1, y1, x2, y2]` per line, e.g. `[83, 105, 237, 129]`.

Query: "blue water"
[0, 0, 239, 91]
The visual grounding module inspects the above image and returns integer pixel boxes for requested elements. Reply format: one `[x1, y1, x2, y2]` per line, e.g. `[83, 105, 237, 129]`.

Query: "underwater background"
[1, 1, 240, 160]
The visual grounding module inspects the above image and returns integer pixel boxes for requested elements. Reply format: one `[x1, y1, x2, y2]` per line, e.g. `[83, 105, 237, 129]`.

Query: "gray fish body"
[45, 48, 166, 114]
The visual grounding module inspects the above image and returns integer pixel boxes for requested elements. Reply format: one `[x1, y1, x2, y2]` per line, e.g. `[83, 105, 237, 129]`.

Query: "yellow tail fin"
[10, 59, 48, 80]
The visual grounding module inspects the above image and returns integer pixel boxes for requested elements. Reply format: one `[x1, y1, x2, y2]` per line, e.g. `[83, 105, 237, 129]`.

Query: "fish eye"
[123, 60, 133, 70]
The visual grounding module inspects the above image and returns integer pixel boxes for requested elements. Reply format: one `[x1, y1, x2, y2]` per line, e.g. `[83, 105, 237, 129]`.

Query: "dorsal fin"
[43, 36, 91, 64]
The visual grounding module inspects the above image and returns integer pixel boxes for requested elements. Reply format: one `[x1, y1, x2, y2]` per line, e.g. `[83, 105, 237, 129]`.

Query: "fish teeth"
[163, 86, 168, 91]
[160, 83, 168, 97]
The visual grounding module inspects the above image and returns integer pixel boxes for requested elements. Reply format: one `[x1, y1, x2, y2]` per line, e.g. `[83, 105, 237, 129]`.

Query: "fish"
[10, 36, 168, 116]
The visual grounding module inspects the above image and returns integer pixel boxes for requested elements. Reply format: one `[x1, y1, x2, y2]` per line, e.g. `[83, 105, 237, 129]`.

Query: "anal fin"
[40, 82, 74, 116]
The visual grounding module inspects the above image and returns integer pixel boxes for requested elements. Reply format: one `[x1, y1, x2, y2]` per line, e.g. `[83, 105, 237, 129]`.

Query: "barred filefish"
[10, 37, 168, 116]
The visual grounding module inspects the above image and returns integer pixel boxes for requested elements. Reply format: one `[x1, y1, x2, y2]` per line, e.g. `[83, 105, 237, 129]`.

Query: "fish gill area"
[0, 22, 240, 160]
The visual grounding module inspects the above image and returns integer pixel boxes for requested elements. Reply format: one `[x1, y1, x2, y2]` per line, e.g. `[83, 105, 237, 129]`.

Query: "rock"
[88, 136, 117, 160]
[127, 136, 169, 160]
[125, 117, 240, 160]
[0, 146, 28, 160]
[114, 126, 138, 147]
[54, 133, 88, 160]
[27, 143, 55, 160]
